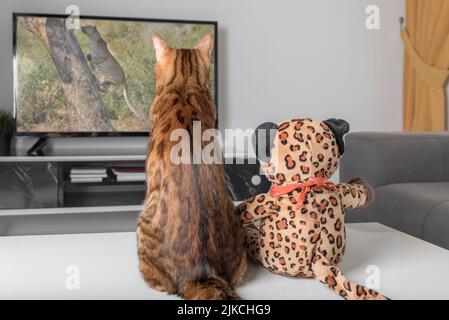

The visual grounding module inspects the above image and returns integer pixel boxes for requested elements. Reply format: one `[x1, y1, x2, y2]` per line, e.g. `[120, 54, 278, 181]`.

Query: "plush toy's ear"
[252, 122, 278, 162]
[323, 118, 350, 155]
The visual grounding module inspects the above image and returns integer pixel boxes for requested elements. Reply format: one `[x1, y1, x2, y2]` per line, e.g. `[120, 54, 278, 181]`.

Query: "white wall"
[0, 0, 404, 154]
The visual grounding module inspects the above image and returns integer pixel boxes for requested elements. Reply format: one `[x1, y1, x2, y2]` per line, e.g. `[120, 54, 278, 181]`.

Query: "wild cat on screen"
[81, 25, 146, 122]
[136, 34, 247, 299]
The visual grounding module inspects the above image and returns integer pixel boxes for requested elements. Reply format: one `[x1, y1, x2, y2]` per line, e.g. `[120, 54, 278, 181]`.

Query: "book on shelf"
[70, 166, 108, 183]
[69, 174, 107, 179]
[111, 167, 145, 174]
[70, 176, 105, 183]
[70, 167, 107, 175]
[116, 175, 146, 182]
[112, 166, 146, 182]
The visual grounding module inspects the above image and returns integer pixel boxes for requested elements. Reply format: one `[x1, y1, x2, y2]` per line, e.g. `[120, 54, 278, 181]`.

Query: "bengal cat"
[136, 34, 247, 300]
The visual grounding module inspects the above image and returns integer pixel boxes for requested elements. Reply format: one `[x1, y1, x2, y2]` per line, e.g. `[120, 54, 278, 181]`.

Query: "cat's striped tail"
[181, 278, 241, 300]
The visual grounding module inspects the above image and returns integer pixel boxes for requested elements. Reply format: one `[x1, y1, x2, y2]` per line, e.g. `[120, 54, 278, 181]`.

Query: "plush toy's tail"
[181, 278, 241, 300]
[311, 254, 389, 300]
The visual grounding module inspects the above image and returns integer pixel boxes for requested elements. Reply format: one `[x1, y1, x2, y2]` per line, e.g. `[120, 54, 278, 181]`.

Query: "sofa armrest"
[340, 132, 449, 189]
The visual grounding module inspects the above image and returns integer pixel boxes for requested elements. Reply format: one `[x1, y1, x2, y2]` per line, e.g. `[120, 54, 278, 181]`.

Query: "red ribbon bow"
[270, 177, 336, 209]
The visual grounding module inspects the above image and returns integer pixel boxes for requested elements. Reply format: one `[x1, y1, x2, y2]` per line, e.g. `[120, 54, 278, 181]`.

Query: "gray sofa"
[340, 132, 449, 250]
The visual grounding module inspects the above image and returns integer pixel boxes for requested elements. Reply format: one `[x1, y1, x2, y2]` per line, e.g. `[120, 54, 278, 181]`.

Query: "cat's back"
[137, 37, 246, 297]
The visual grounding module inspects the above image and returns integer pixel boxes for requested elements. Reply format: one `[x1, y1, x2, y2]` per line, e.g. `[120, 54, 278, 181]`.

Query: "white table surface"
[0, 222, 448, 300]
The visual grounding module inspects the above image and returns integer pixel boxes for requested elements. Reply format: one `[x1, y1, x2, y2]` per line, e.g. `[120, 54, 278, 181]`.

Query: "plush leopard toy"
[238, 117, 388, 300]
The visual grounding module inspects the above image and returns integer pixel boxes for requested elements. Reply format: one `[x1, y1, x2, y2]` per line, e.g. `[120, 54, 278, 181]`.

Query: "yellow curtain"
[402, 0, 449, 131]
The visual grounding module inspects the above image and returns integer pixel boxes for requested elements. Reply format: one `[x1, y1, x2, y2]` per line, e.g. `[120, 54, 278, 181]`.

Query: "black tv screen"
[13, 13, 217, 136]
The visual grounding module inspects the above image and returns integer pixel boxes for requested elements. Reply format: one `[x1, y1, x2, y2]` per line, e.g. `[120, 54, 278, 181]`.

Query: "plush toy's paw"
[347, 176, 365, 185]
[236, 201, 246, 211]
[347, 176, 374, 205]
[236, 202, 247, 217]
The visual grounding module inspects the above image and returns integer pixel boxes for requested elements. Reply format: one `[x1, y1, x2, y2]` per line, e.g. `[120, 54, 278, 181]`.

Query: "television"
[13, 13, 217, 137]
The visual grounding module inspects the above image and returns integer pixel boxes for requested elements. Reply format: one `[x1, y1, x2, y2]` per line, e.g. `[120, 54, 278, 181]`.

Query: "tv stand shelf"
[2, 155, 268, 215]
[0, 155, 147, 211]
[0, 155, 146, 162]
[0, 205, 143, 217]
[0, 155, 269, 236]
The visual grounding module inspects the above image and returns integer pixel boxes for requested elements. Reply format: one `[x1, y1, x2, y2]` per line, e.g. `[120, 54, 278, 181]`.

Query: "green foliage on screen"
[15, 18, 215, 133]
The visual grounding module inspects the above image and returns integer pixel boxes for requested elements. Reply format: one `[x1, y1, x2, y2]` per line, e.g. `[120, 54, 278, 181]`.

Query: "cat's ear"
[323, 118, 350, 156]
[252, 122, 278, 163]
[153, 34, 169, 61]
[195, 34, 214, 57]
